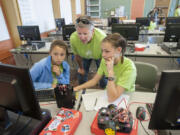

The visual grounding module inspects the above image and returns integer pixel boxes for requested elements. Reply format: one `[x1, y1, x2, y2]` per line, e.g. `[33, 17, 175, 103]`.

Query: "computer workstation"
[160, 23, 180, 54]
[148, 70, 180, 134]
[17, 25, 45, 51]
[74, 70, 180, 135]
[0, 63, 51, 135]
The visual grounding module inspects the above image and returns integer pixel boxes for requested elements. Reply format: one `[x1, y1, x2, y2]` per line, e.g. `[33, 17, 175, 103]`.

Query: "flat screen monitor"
[108, 17, 119, 27]
[55, 18, 65, 31]
[0, 63, 42, 121]
[136, 17, 150, 26]
[62, 25, 76, 41]
[112, 24, 140, 41]
[17, 25, 41, 42]
[164, 23, 180, 42]
[149, 70, 180, 130]
[166, 17, 180, 25]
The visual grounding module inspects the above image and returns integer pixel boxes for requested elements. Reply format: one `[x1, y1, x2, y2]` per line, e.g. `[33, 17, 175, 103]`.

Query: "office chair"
[134, 61, 158, 92]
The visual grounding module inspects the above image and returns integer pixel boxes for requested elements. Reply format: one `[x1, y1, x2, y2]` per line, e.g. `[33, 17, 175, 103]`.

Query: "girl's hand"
[52, 65, 61, 76]
[105, 57, 114, 74]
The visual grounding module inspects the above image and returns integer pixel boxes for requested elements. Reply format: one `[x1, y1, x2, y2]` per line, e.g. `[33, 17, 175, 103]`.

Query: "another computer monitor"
[149, 70, 180, 130]
[0, 63, 42, 121]
[136, 17, 150, 26]
[17, 25, 41, 43]
[62, 25, 76, 41]
[164, 23, 180, 42]
[166, 17, 180, 25]
[108, 17, 119, 27]
[112, 24, 140, 41]
[55, 18, 65, 31]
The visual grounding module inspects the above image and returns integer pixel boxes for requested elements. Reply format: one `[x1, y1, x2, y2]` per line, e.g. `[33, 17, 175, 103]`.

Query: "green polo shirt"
[70, 28, 106, 60]
[174, 8, 180, 17]
[97, 57, 137, 91]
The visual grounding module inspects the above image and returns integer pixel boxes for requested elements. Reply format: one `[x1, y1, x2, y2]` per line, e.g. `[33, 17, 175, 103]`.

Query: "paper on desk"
[82, 90, 129, 111]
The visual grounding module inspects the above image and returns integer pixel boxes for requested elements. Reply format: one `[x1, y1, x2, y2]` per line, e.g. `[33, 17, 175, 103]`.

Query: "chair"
[134, 61, 159, 92]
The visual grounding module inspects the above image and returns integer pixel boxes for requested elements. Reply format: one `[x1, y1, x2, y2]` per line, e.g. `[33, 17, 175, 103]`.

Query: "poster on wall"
[0, 7, 10, 41]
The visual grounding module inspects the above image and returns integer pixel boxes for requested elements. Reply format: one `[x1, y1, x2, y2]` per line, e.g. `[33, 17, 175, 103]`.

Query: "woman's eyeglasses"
[76, 18, 91, 24]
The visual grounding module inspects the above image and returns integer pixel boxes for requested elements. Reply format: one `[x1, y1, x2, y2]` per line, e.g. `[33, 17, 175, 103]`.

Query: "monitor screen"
[0, 63, 42, 120]
[136, 17, 150, 26]
[108, 17, 119, 27]
[164, 23, 180, 42]
[112, 24, 140, 40]
[62, 25, 76, 41]
[17, 26, 41, 42]
[166, 17, 180, 25]
[55, 18, 65, 31]
[149, 70, 180, 130]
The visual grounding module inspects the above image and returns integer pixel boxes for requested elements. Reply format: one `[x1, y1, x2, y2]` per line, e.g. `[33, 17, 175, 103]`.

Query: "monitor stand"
[0, 109, 51, 135]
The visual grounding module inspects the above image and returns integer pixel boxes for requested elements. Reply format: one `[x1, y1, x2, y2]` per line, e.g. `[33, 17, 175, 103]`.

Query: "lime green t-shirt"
[97, 57, 137, 92]
[174, 8, 180, 17]
[148, 21, 157, 30]
[52, 64, 63, 85]
[70, 28, 106, 60]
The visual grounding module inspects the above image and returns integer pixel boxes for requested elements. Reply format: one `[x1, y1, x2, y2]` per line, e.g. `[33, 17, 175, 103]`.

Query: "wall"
[130, 0, 145, 19]
[101, 0, 131, 18]
[101, 0, 155, 19]
[144, 0, 155, 17]
[168, 0, 179, 16]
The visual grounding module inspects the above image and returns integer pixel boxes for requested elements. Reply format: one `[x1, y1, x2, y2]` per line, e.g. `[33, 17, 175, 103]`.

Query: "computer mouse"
[136, 106, 146, 121]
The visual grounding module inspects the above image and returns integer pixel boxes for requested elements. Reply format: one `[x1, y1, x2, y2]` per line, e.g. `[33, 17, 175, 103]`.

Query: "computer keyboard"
[160, 44, 171, 54]
[35, 88, 55, 102]
[146, 103, 154, 115]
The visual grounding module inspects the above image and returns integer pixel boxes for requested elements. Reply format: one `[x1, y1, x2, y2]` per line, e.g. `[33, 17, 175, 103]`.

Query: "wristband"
[107, 77, 114, 81]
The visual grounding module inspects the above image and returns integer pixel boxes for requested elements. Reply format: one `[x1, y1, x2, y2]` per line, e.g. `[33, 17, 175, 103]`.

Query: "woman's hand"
[52, 65, 61, 76]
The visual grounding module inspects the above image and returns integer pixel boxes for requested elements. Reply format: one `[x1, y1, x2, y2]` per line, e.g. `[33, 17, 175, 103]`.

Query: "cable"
[140, 120, 151, 135]
[8, 112, 22, 135]
[15, 118, 32, 135]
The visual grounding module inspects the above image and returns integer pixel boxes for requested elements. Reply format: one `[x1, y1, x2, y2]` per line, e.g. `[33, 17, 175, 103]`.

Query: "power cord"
[140, 120, 151, 135]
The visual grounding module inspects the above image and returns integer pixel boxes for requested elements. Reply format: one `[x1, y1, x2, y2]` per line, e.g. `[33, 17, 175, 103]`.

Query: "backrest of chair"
[134, 61, 158, 91]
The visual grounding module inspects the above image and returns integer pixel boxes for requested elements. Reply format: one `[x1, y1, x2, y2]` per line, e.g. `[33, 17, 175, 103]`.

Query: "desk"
[126, 43, 180, 72]
[11, 43, 180, 72]
[43, 89, 156, 135]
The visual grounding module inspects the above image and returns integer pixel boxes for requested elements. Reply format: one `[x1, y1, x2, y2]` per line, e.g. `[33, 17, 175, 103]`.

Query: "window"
[76, 0, 81, 14]
[18, 0, 56, 33]
[0, 7, 10, 41]
[60, 0, 73, 24]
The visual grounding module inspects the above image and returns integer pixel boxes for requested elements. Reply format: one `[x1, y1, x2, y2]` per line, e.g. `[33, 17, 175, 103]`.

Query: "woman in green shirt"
[74, 33, 136, 102]
[174, 5, 180, 17]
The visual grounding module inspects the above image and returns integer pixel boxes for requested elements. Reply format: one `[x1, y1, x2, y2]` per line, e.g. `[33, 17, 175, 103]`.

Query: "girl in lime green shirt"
[74, 33, 136, 102]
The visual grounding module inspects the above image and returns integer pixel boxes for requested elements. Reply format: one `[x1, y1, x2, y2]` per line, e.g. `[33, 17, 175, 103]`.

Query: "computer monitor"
[136, 17, 150, 26]
[164, 23, 180, 42]
[17, 25, 41, 43]
[149, 70, 180, 130]
[0, 63, 43, 131]
[108, 17, 119, 27]
[55, 18, 65, 31]
[112, 24, 140, 41]
[166, 17, 180, 25]
[62, 24, 76, 41]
